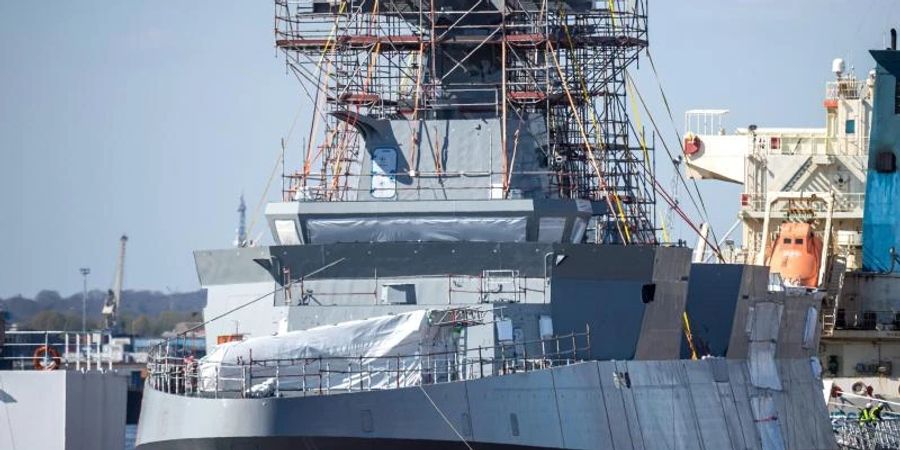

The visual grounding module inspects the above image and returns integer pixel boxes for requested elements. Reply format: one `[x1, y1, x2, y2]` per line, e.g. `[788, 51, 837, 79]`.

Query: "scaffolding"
[275, 0, 656, 243]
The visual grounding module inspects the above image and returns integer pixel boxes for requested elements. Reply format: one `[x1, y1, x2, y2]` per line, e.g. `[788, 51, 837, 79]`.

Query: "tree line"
[1, 289, 206, 337]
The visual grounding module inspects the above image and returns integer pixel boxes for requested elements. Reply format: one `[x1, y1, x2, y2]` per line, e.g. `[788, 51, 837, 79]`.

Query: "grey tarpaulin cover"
[306, 216, 527, 243]
[199, 310, 453, 394]
[748, 302, 784, 391]
[751, 395, 787, 450]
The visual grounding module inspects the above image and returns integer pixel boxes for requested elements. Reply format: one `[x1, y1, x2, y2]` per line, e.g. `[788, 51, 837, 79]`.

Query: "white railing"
[833, 418, 900, 449]
[826, 79, 864, 101]
[147, 328, 591, 399]
[0, 330, 114, 371]
[741, 193, 865, 214]
[751, 134, 867, 157]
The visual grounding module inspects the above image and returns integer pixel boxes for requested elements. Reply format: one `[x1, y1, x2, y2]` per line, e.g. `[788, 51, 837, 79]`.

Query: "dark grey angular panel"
[681, 264, 747, 358]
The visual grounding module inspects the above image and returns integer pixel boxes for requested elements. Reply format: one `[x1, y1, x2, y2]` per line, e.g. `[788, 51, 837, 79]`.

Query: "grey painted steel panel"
[196, 242, 671, 287]
[685, 360, 735, 449]
[726, 266, 770, 360]
[628, 361, 703, 450]
[194, 247, 275, 286]
[716, 381, 751, 449]
[0, 371, 126, 450]
[467, 369, 565, 448]
[551, 279, 647, 360]
[636, 246, 691, 361]
[136, 359, 836, 450]
[634, 280, 688, 360]
[682, 264, 746, 358]
[551, 362, 614, 450]
[775, 294, 818, 359]
[726, 361, 764, 449]
[779, 359, 836, 450]
[616, 360, 646, 450]
[596, 361, 637, 450]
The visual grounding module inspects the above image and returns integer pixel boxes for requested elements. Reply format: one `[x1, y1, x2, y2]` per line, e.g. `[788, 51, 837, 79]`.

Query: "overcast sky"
[2, 1, 899, 297]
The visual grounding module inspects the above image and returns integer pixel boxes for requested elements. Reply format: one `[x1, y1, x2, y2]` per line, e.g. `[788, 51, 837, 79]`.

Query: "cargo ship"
[682, 27, 900, 444]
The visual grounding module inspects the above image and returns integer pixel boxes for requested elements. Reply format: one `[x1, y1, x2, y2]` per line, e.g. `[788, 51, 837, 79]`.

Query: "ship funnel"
[892, 28, 897, 50]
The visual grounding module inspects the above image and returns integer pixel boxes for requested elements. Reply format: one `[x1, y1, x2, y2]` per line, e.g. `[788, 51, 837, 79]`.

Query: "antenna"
[235, 194, 248, 247]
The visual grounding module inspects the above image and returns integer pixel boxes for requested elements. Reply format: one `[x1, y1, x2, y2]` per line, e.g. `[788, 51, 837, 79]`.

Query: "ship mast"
[274, 0, 657, 244]
[235, 194, 248, 247]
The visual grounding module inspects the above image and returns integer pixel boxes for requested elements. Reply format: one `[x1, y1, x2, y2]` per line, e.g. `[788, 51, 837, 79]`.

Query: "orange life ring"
[683, 133, 702, 156]
[33, 345, 62, 371]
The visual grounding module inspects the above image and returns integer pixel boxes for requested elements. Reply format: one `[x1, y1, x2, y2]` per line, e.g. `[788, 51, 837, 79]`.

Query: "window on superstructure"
[783, 238, 791, 244]
[845, 119, 856, 134]
[795, 238, 804, 245]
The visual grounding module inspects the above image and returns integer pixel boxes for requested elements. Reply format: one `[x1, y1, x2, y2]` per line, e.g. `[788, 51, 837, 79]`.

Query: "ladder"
[481, 270, 521, 304]
[822, 254, 848, 336]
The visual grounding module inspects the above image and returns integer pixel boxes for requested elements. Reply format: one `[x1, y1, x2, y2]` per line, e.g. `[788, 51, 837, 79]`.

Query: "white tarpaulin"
[198, 310, 453, 394]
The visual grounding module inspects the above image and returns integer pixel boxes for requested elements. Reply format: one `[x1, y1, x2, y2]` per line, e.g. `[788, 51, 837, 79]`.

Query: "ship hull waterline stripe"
[136, 436, 561, 450]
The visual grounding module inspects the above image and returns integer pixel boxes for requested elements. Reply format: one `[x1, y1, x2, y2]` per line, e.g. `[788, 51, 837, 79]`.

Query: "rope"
[548, 23, 628, 244]
[418, 384, 474, 450]
[644, 50, 721, 247]
[172, 258, 346, 340]
[559, 6, 633, 243]
[624, 70, 724, 258]
[302, 1, 347, 191]
[246, 153, 284, 238]
[839, 391, 900, 409]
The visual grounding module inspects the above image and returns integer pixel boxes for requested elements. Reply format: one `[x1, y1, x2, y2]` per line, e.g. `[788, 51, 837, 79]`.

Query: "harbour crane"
[102, 235, 128, 332]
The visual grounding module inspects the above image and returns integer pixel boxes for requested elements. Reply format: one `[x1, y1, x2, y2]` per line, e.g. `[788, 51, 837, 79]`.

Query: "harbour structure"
[136, 1, 836, 449]
[0, 236, 133, 448]
[102, 234, 128, 333]
[0, 329, 127, 450]
[683, 32, 900, 406]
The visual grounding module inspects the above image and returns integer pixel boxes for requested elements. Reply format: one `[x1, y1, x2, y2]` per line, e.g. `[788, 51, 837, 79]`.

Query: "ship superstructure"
[683, 59, 871, 279]
[136, 2, 837, 449]
[273, 0, 657, 242]
[683, 34, 900, 409]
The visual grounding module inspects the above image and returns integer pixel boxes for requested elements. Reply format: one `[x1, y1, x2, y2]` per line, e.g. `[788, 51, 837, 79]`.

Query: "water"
[125, 425, 137, 450]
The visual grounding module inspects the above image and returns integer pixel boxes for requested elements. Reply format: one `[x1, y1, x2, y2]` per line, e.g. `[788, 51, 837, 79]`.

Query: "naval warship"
[136, 1, 836, 449]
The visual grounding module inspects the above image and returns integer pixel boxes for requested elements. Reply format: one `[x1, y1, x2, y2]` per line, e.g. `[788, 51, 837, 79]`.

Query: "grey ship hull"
[136, 358, 834, 450]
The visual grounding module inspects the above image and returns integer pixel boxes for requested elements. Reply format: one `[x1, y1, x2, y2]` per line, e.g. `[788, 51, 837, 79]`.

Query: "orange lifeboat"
[766, 222, 822, 288]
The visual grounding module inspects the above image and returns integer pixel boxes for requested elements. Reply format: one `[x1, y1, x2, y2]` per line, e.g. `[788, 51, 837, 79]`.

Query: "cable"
[170, 258, 346, 340]
[643, 50, 721, 247]
[246, 153, 284, 239]
[624, 70, 723, 258]
[418, 384, 474, 450]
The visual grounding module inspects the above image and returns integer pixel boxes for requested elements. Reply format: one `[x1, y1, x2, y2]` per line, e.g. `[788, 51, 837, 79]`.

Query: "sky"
[2, 1, 899, 298]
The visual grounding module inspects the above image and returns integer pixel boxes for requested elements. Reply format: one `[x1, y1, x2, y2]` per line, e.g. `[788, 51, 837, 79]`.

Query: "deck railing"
[0, 330, 113, 371]
[147, 328, 591, 399]
[741, 192, 865, 214]
[833, 418, 900, 449]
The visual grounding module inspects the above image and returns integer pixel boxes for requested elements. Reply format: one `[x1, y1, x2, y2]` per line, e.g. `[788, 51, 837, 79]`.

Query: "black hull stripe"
[137, 436, 561, 450]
